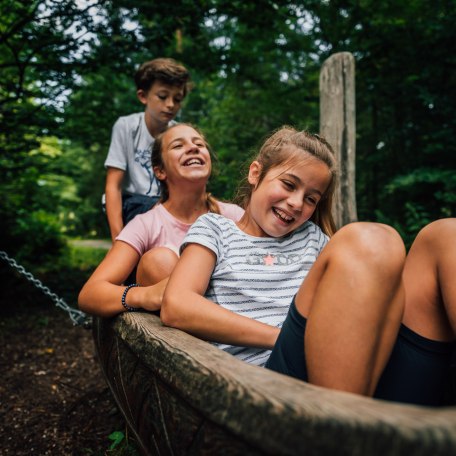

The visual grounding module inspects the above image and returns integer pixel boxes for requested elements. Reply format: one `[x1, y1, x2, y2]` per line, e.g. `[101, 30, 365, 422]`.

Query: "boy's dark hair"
[134, 58, 192, 96]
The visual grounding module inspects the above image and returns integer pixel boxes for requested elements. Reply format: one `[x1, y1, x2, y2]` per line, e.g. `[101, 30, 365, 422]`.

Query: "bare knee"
[137, 247, 179, 285]
[415, 218, 456, 248]
[331, 222, 406, 276]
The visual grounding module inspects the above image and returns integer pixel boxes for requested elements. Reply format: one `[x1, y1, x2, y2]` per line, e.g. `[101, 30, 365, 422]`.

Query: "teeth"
[273, 208, 294, 223]
[184, 159, 202, 166]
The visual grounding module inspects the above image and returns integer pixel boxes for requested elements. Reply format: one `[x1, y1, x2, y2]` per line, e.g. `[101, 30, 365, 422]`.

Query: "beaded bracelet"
[121, 283, 140, 312]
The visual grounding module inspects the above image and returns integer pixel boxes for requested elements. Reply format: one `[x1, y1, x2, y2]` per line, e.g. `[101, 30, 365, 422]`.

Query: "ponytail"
[206, 193, 221, 214]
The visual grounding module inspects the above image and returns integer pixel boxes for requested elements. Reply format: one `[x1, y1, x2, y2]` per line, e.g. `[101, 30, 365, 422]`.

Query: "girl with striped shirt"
[161, 126, 456, 406]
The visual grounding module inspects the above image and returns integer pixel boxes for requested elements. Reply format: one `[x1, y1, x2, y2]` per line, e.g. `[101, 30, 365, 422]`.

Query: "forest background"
[2, 0, 456, 270]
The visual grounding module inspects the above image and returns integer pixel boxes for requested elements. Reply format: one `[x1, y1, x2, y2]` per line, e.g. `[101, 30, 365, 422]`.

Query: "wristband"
[121, 283, 140, 312]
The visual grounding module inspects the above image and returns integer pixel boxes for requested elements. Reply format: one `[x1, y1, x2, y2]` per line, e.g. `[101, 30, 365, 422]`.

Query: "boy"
[104, 58, 192, 241]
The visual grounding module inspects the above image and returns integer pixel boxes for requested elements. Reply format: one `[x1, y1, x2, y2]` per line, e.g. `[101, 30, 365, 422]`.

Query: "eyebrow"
[157, 90, 184, 96]
[282, 173, 324, 197]
[167, 136, 204, 147]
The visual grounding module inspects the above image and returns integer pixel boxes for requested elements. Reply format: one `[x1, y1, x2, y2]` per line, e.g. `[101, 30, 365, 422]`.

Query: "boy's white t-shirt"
[116, 203, 244, 256]
[104, 112, 176, 197]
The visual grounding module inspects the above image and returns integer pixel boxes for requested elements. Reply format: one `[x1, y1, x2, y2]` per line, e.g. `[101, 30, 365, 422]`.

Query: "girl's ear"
[137, 89, 148, 105]
[248, 161, 261, 186]
[153, 166, 166, 181]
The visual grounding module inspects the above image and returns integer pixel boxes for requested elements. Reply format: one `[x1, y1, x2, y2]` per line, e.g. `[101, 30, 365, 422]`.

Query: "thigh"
[402, 219, 456, 341]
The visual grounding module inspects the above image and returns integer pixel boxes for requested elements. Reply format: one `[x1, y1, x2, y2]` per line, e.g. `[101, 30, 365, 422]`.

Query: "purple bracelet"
[121, 283, 140, 312]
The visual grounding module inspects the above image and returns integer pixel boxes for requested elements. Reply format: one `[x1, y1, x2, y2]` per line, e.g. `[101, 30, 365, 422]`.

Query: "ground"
[0, 262, 139, 455]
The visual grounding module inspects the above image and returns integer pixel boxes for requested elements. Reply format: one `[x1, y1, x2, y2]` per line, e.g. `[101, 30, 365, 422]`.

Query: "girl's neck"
[162, 189, 209, 224]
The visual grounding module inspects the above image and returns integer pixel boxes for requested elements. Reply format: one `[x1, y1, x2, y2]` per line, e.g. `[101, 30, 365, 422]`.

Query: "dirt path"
[0, 265, 139, 454]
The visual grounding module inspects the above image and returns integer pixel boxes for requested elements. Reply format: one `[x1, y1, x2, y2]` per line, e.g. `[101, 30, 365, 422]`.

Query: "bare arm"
[161, 244, 279, 349]
[78, 241, 165, 317]
[105, 167, 125, 242]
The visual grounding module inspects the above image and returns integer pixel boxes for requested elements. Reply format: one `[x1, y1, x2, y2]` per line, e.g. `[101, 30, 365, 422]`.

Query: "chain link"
[0, 250, 91, 328]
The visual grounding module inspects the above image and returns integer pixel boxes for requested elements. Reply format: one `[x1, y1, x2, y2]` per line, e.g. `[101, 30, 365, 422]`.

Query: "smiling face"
[137, 80, 185, 130]
[153, 124, 212, 189]
[238, 148, 331, 237]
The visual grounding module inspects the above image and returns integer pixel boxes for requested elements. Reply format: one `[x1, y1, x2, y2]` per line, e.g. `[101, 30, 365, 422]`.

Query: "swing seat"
[93, 311, 456, 456]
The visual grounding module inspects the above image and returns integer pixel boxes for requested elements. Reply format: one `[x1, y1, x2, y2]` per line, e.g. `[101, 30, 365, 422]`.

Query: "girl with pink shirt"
[78, 124, 243, 317]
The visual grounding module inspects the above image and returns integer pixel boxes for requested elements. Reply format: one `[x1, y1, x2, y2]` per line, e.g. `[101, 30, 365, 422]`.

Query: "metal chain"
[0, 250, 91, 328]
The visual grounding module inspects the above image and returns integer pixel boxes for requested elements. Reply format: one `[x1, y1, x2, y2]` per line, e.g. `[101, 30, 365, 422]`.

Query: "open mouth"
[272, 207, 294, 224]
[183, 157, 204, 166]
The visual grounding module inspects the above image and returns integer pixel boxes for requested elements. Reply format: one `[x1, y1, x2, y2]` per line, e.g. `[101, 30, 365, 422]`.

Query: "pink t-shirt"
[116, 202, 244, 256]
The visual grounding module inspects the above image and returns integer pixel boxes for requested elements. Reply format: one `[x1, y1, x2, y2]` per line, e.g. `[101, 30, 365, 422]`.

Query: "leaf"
[108, 431, 125, 450]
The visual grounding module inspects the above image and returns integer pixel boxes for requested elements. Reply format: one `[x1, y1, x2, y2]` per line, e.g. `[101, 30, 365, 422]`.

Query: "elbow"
[77, 286, 90, 314]
[78, 282, 99, 316]
[160, 292, 183, 328]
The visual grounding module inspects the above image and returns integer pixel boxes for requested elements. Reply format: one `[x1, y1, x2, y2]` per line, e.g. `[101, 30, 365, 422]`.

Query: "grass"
[67, 243, 109, 269]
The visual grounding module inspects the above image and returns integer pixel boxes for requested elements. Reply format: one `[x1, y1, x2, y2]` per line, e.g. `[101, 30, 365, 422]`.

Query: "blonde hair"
[235, 126, 338, 236]
[151, 123, 221, 214]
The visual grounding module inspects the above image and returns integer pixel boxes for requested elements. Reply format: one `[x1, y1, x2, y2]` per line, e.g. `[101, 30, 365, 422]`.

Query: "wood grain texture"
[320, 51, 358, 228]
[93, 312, 456, 456]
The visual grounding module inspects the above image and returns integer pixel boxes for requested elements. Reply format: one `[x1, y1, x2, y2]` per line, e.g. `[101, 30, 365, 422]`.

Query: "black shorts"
[122, 193, 159, 225]
[265, 297, 456, 406]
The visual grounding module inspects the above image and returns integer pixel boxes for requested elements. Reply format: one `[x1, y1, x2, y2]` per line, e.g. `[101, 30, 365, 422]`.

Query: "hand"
[139, 278, 169, 312]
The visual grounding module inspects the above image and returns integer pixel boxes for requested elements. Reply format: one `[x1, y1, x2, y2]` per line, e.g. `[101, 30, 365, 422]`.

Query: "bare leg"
[295, 222, 406, 396]
[136, 247, 179, 286]
[402, 218, 456, 342]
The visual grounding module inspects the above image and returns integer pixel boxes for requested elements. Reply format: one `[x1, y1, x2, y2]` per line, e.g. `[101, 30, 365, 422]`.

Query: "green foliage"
[383, 168, 456, 245]
[0, 0, 107, 259]
[67, 244, 108, 271]
[1, 0, 455, 263]
[315, 0, 456, 239]
[106, 430, 140, 455]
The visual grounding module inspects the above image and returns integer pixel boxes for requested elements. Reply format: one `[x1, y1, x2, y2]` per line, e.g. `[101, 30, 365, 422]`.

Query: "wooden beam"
[94, 313, 456, 455]
[320, 52, 358, 228]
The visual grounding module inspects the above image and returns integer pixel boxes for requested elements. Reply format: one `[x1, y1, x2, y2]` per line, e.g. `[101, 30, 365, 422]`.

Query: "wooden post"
[320, 52, 358, 228]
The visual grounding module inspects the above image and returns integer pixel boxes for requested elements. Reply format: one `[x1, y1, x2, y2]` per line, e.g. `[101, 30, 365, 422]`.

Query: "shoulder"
[294, 221, 322, 235]
[218, 202, 245, 221]
[202, 212, 236, 224]
[182, 213, 236, 256]
[294, 221, 329, 244]
[113, 112, 143, 129]
[190, 213, 237, 235]
[126, 204, 161, 227]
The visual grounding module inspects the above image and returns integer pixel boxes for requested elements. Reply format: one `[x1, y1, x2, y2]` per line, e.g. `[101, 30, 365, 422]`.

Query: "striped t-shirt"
[181, 213, 329, 367]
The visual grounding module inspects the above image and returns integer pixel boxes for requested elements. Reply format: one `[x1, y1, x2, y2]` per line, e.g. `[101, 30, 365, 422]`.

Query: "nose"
[287, 191, 303, 211]
[165, 96, 175, 109]
[185, 142, 200, 154]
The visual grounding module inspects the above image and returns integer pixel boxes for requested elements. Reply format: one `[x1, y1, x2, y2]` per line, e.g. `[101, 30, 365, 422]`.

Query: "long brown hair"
[152, 123, 221, 214]
[235, 126, 338, 236]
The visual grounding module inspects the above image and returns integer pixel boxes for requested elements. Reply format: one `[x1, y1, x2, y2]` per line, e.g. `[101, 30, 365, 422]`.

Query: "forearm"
[78, 280, 128, 317]
[105, 189, 123, 241]
[161, 290, 279, 349]
[78, 280, 164, 318]
[105, 168, 125, 241]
